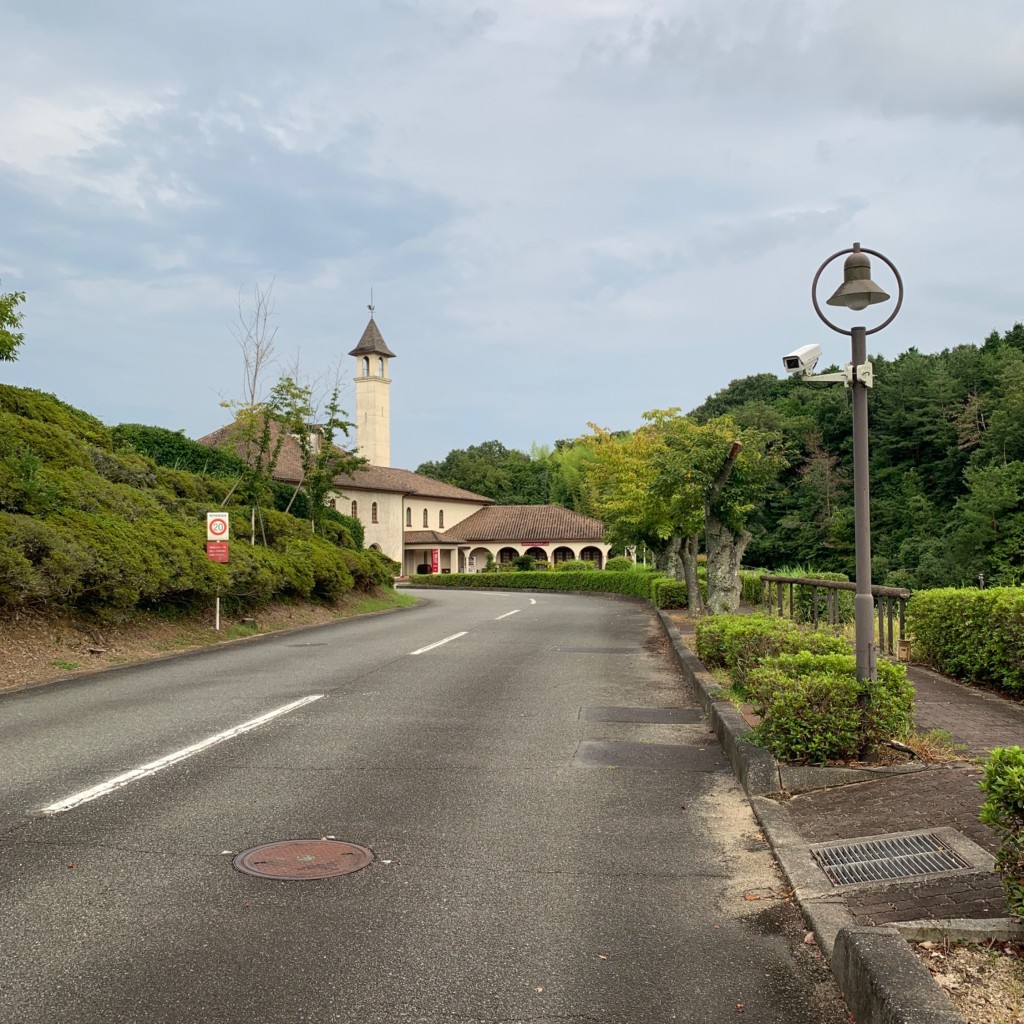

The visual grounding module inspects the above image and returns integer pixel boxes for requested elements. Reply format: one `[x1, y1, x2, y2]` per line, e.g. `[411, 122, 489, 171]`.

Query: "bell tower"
[348, 306, 396, 467]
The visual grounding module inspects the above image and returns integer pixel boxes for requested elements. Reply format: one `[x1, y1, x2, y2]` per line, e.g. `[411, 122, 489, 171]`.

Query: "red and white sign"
[431, 548, 440, 574]
[206, 541, 229, 563]
[207, 512, 230, 541]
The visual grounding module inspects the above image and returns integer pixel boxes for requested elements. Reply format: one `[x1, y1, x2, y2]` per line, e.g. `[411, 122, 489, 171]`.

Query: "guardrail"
[759, 575, 911, 657]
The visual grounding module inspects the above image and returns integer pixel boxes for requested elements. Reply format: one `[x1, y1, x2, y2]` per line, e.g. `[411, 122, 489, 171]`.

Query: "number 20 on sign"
[207, 512, 229, 540]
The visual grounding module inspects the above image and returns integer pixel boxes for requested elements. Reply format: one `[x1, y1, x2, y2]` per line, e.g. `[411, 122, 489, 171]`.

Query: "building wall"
[353, 359, 391, 467]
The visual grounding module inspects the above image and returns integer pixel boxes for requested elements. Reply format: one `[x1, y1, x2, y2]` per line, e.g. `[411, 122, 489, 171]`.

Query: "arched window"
[328, 498, 336, 509]
[351, 500, 358, 518]
[553, 546, 574, 564]
[362, 356, 369, 376]
[406, 507, 412, 527]
[377, 357, 384, 378]
[371, 501, 378, 524]
[438, 510, 444, 529]
[580, 546, 603, 568]
[498, 547, 518, 564]
[422, 508, 429, 527]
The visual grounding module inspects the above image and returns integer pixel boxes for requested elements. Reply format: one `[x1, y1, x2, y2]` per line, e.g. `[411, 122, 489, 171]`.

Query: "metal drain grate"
[811, 832, 972, 886]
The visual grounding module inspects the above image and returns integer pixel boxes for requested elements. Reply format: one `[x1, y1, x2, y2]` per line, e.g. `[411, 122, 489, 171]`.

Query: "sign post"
[206, 513, 230, 629]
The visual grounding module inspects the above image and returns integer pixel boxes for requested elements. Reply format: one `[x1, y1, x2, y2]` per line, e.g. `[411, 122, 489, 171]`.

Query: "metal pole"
[851, 325, 877, 684]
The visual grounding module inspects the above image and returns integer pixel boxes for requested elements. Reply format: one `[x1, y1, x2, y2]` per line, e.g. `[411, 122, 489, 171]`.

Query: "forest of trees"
[417, 323, 1024, 590]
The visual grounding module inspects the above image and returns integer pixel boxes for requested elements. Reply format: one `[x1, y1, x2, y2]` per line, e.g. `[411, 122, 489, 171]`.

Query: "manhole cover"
[233, 840, 373, 879]
[811, 832, 971, 886]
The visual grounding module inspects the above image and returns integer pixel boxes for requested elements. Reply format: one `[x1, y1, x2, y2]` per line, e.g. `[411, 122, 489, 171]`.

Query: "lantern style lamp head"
[826, 242, 891, 312]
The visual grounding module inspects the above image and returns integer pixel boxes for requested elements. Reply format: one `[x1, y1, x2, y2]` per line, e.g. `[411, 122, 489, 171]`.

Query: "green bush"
[513, 553, 535, 571]
[909, 587, 1024, 692]
[747, 653, 914, 762]
[739, 569, 765, 605]
[408, 569, 657, 599]
[605, 556, 635, 571]
[113, 422, 247, 477]
[0, 385, 112, 447]
[553, 559, 597, 571]
[694, 613, 850, 688]
[650, 578, 688, 609]
[979, 747, 1024, 920]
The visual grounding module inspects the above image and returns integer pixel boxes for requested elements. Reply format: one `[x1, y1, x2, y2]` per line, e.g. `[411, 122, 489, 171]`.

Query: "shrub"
[694, 613, 850, 688]
[650, 578, 688, 609]
[0, 385, 111, 447]
[909, 587, 1024, 693]
[605, 556, 634, 572]
[408, 569, 657, 599]
[113, 423, 247, 477]
[553, 559, 597, 571]
[739, 569, 765, 606]
[979, 747, 1024, 921]
[513, 554, 535, 571]
[747, 653, 914, 762]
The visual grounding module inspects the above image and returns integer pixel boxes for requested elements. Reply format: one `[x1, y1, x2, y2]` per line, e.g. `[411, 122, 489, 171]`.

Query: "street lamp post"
[810, 243, 904, 686]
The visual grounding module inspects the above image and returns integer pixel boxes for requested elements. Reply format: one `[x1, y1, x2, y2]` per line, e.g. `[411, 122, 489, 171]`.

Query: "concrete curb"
[653, 609, 975, 1024]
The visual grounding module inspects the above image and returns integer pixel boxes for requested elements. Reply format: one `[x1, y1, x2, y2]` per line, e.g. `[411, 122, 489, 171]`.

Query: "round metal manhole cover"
[233, 840, 374, 880]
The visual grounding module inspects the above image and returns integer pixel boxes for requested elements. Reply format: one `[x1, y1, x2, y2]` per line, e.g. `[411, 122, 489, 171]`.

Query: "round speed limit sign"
[207, 512, 230, 540]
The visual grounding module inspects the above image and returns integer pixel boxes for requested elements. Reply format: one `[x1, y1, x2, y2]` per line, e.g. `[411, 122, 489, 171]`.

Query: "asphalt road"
[0, 589, 848, 1023]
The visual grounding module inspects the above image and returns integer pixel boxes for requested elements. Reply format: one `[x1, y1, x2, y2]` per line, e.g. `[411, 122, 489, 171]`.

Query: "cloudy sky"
[2, 1, 1022, 470]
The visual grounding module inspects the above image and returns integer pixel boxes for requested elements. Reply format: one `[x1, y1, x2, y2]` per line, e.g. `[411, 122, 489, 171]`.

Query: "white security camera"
[782, 344, 822, 376]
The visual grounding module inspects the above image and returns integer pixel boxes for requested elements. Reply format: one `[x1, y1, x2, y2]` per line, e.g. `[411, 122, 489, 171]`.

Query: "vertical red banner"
[431, 548, 439, 574]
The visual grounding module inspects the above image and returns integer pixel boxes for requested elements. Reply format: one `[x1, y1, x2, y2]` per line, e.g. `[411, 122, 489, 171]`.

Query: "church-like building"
[202, 312, 611, 576]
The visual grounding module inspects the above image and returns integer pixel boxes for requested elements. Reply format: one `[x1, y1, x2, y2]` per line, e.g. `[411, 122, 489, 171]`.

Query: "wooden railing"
[759, 575, 911, 657]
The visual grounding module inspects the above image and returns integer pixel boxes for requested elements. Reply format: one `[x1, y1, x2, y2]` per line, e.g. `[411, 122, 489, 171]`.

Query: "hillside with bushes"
[0, 385, 397, 620]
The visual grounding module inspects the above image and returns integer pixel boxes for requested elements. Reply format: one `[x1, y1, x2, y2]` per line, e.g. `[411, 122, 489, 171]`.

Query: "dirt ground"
[0, 593, 413, 694]
[915, 940, 1024, 1024]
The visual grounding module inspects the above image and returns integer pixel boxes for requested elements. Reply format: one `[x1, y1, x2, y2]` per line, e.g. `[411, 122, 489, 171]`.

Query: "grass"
[51, 660, 80, 671]
[894, 727, 968, 764]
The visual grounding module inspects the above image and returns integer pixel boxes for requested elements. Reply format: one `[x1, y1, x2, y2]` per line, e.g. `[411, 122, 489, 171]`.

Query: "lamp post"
[810, 243, 904, 686]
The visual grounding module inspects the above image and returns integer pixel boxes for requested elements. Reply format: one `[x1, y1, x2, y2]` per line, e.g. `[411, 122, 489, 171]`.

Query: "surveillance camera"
[782, 344, 822, 376]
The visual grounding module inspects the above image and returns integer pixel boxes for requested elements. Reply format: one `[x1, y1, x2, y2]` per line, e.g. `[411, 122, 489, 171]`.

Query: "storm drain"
[811, 832, 971, 886]
[233, 840, 373, 880]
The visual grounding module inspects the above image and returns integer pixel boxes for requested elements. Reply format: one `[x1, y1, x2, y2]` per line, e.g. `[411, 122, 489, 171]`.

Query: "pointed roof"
[348, 316, 396, 359]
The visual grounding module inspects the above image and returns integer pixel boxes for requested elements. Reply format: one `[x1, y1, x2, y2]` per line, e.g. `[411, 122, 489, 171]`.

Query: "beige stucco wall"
[353, 360, 391, 467]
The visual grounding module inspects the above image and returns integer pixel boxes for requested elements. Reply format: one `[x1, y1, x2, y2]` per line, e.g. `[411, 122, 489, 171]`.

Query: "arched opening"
[498, 546, 518, 565]
[328, 498, 337, 509]
[371, 501, 378, 524]
[377, 357, 384, 377]
[422, 508, 429, 527]
[405, 507, 412, 527]
[525, 547, 547, 563]
[468, 547, 490, 572]
[580, 546, 603, 568]
[369, 543, 382, 552]
[438, 510, 444, 529]
[351, 500, 358, 518]
[362, 356, 369, 376]
[552, 546, 574, 564]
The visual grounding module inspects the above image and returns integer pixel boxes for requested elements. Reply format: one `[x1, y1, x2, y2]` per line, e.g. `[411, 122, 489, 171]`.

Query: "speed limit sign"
[207, 512, 230, 540]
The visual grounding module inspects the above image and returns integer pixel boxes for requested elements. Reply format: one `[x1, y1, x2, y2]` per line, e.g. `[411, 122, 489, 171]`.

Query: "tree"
[0, 284, 26, 362]
[416, 440, 550, 504]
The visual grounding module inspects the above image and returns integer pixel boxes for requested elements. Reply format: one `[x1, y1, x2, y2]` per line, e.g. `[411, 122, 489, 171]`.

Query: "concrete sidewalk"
[659, 610, 1024, 1024]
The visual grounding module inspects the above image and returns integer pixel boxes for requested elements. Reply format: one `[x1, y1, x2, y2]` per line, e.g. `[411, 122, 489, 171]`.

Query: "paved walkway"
[784, 663, 1024, 925]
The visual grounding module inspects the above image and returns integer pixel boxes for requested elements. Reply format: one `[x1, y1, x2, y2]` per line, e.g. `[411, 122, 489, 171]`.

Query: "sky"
[2, 0, 1022, 471]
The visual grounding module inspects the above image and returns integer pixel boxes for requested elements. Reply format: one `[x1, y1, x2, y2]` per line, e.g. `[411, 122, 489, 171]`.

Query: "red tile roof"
[447, 505, 605, 542]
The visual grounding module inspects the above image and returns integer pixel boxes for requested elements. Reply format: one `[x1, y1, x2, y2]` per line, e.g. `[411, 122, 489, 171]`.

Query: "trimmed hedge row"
[980, 746, 1024, 921]
[409, 569, 674, 602]
[909, 587, 1024, 693]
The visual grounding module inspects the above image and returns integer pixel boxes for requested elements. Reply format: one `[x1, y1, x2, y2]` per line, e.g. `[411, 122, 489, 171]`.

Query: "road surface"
[0, 589, 848, 1023]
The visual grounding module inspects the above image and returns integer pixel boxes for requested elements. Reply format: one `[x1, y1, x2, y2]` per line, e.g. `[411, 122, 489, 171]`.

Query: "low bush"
[694, 613, 849, 688]
[650, 578, 688, 609]
[909, 587, 1024, 693]
[739, 569, 764, 606]
[553, 559, 598, 571]
[605, 556, 634, 572]
[746, 652, 914, 762]
[979, 746, 1024, 921]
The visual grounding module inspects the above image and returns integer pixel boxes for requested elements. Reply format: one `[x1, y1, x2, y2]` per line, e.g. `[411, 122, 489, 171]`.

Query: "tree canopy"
[0, 285, 26, 363]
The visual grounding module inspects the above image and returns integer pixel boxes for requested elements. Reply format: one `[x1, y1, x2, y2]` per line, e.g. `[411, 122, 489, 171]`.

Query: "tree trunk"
[664, 533, 684, 581]
[704, 513, 751, 614]
[681, 534, 704, 616]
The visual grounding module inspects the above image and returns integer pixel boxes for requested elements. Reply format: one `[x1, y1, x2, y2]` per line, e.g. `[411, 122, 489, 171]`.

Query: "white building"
[201, 312, 612, 576]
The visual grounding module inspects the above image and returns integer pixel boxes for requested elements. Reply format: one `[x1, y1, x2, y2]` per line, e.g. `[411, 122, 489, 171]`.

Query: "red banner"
[431, 548, 440, 573]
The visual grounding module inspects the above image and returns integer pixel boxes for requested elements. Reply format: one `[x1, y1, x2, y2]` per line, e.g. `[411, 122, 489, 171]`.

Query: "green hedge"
[747, 652, 914, 762]
[909, 587, 1024, 692]
[694, 613, 850, 687]
[980, 746, 1024, 920]
[409, 569, 665, 600]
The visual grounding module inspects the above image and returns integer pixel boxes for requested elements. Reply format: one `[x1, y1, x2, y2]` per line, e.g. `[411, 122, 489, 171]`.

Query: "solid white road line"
[37, 694, 325, 816]
[410, 632, 468, 655]
[495, 609, 520, 620]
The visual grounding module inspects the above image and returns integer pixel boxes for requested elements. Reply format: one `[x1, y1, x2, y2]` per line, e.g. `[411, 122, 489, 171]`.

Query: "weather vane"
[368, 287, 374, 317]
